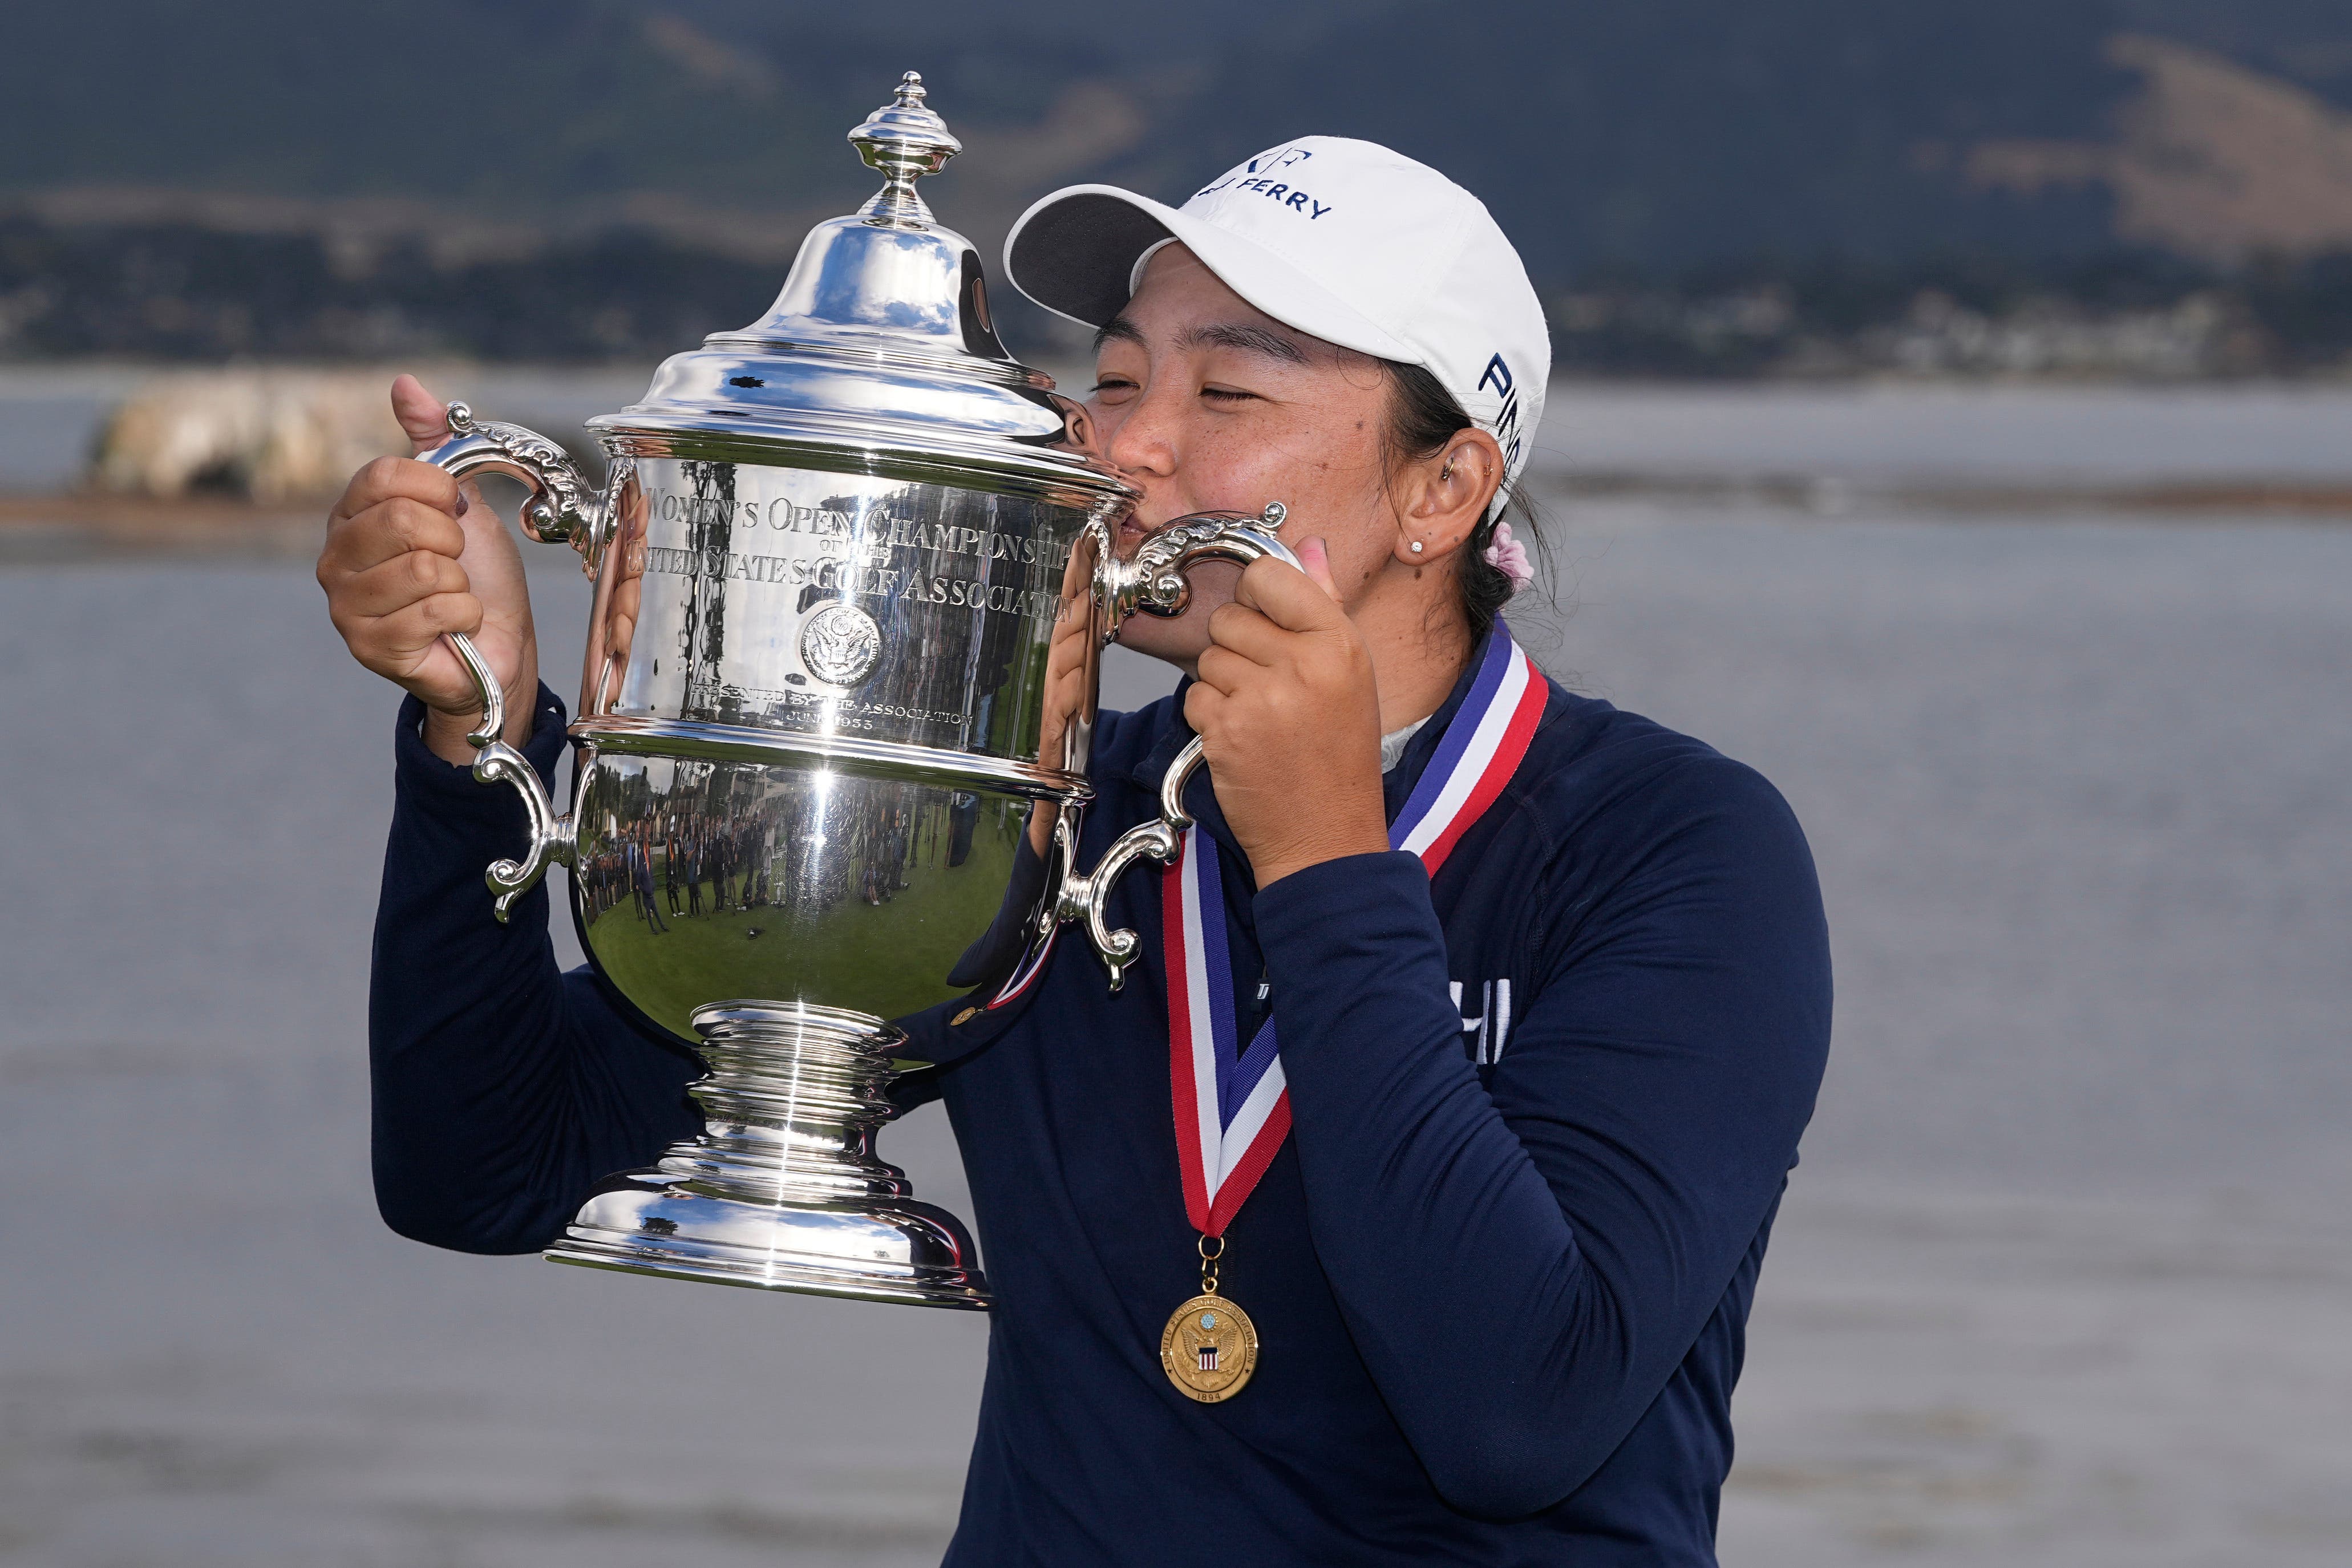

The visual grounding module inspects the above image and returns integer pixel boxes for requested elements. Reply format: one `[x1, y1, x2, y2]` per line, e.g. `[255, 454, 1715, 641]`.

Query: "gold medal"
[1160, 1290, 1257, 1402]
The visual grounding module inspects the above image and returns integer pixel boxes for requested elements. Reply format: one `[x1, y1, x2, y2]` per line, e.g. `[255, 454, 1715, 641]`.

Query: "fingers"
[1294, 537, 1342, 601]
[1046, 610, 1091, 679]
[322, 376, 460, 536]
[331, 454, 464, 526]
[1232, 549, 1348, 632]
[1182, 678, 1225, 735]
[1201, 602, 1285, 668]
[319, 486, 483, 694]
[331, 545, 471, 619]
[1193, 642, 1255, 696]
[391, 373, 453, 455]
[359, 591, 486, 664]
[317, 389, 539, 733]
[1201, 544, 1355, 678]
[322, 494, 469, 575]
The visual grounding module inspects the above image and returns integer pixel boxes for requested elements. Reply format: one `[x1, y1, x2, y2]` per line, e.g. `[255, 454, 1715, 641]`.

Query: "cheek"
[1338, 531, 1394, 588]
[1181, 419, 1285, 495]
[1193, 414, 1380, 509]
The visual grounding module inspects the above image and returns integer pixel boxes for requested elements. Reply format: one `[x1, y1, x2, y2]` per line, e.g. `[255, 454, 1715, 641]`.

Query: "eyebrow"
[1093, 316, 1146, 353]
[1175, 322, 1311, 365]
[1091, 315, 1313, 367]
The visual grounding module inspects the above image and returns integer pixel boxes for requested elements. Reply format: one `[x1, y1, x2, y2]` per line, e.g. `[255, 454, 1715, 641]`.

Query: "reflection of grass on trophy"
[581, 817, 1026, 1040]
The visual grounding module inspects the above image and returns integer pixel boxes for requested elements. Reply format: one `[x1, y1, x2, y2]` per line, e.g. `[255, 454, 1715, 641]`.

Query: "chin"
[1114, 611, 1210, 667]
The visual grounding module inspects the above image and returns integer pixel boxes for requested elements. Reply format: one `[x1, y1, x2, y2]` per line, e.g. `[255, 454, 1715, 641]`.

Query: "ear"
[1390, 429, 1505, 568]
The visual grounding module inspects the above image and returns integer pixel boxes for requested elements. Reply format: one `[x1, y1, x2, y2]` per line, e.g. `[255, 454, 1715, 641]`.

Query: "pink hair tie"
[1483, 520, 1533, 591]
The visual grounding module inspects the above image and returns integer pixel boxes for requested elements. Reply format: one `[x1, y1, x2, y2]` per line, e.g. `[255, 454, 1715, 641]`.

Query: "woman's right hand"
[318, 375, 542, 764]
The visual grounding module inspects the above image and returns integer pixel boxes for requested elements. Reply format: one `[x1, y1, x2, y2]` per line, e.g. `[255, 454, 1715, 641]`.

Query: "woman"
[320, 136, 1830, 1564]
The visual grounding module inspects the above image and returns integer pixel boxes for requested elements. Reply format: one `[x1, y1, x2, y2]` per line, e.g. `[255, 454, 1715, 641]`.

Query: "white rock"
[88, 371, 410, 503]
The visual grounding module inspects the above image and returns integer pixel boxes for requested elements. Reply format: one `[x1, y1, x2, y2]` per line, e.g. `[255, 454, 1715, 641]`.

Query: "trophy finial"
[849, 70, 963, 230]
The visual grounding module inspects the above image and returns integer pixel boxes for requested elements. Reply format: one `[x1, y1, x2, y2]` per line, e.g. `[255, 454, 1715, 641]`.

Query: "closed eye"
[1201, 386, 1258, 404]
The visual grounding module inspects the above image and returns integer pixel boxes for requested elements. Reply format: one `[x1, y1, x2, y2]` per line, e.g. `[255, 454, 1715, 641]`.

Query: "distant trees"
[20, 212, 2352, 379]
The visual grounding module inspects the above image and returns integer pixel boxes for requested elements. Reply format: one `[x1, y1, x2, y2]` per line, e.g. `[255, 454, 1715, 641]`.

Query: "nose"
[1100, 382, 1180, 481]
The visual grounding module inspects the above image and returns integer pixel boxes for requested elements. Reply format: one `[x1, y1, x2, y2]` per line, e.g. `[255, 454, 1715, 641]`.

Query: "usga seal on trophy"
[415, 72, 1297, 1309]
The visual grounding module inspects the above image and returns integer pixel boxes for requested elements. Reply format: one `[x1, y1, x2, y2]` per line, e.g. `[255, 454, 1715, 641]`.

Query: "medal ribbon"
[1164, 629, 1548, 1237]
[986, 910, 1057, 1010]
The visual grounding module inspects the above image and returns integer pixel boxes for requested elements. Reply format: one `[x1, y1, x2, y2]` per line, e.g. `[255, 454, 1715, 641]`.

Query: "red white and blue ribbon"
[1164, 629, 1548, 1236]
[986, 914, 1058, 1010]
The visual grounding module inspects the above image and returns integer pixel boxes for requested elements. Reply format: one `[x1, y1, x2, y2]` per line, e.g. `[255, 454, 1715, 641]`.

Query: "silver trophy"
[416, 72, 1295, 1310]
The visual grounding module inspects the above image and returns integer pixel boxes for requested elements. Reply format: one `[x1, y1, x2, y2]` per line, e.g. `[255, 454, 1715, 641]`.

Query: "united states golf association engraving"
[799, 602, 882, 687]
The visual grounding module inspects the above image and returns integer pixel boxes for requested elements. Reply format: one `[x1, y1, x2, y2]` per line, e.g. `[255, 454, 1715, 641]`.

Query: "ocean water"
[1, 380, 2346, 1565]
[1531, 381, 2352, 488]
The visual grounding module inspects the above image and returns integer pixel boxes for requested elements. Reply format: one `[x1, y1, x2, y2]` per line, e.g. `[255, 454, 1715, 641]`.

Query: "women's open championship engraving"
[412, 73, 1298, 1309]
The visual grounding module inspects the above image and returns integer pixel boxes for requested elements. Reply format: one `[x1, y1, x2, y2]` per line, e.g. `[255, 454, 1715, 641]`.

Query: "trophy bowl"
[413, 73, 1295, 1310]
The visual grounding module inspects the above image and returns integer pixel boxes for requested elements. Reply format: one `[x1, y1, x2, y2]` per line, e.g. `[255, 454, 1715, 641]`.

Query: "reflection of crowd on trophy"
[578, 779, 988, 933]
[575, 820, 675, 933]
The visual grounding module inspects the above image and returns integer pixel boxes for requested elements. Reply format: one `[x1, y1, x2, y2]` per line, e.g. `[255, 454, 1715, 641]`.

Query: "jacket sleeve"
[369, 687, 705, 1254]
[1254, 752, 1831, 1520]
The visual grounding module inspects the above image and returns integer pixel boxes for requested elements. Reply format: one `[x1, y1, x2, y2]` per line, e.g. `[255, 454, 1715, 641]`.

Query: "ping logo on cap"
[1480, 354, 1525, 472]
[1196, 144, 1331, 218]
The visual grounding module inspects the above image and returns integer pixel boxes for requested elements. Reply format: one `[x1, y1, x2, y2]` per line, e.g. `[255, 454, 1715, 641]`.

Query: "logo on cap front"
[1247, 145, 1311, 176]
[1193, 143, 1332, 219]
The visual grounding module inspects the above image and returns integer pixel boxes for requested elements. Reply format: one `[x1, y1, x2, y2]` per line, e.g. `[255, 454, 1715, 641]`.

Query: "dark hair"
[1378, 359, 1536, 642]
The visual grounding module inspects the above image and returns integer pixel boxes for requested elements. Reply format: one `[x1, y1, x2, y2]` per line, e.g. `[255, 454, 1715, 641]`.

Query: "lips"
[1116, 510, 1170, 557]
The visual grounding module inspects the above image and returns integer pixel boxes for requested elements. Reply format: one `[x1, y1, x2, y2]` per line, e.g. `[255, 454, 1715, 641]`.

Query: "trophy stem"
[545, 1002, 990, 1310]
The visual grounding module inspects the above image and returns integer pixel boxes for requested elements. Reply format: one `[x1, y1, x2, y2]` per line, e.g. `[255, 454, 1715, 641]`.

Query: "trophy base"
[549, 1173, 991, 1308]
[544, 1001, 990, 1311]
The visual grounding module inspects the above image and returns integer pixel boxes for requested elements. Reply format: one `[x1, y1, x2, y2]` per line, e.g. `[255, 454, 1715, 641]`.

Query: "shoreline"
[0, 492, 321, 560]
[9, 476, 2352, 564]
[1549, 472, 2352, 520]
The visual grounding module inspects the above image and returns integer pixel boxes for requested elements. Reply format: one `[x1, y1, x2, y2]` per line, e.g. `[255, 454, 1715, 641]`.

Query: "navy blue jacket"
[370, 633, 1831, 1564]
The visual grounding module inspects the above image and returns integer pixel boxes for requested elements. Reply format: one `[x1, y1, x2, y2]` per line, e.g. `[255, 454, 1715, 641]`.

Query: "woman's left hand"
[1184, 539, 1392, 886]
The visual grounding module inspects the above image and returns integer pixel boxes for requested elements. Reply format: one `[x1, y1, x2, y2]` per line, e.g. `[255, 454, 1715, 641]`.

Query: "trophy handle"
[1091, 501, 1293, 630]
[1058, 504, 1298, 988]
[420, 401, 608, 553]
[416, 402, 593, 923]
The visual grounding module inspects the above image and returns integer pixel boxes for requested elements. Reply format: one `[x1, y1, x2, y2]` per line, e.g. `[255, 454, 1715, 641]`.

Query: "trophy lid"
[591, 72, 1131, 505]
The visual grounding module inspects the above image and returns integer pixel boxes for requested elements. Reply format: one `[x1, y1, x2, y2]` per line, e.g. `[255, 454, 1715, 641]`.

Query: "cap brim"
[1004, 184, 1420, 364]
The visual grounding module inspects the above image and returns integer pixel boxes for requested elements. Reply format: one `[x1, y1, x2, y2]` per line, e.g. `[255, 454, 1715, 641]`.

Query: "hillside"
[2, 1, 2332, 266]
[15, 2, 2352, 368]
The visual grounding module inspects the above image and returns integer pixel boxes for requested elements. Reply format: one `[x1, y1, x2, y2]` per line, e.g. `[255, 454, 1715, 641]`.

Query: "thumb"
[391, 373, 452, 456]
[1295, 537, 1342, 602]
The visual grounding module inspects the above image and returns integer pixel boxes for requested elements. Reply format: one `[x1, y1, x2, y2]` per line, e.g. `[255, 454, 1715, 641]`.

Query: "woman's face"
[1083, 244, 1399, 667]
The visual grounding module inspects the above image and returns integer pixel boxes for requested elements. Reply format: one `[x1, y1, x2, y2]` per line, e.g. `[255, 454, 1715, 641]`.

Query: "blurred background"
[3, 3, 2349, 1565]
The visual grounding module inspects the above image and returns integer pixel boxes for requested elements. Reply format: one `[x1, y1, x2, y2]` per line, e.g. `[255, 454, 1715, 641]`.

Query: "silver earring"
[1440, 461, 1455, 481]
[1409, 540, 1424, 554]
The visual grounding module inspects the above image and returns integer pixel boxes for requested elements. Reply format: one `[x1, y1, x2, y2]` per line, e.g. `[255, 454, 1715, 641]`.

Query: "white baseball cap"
[1003, 136, 1549, 506]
